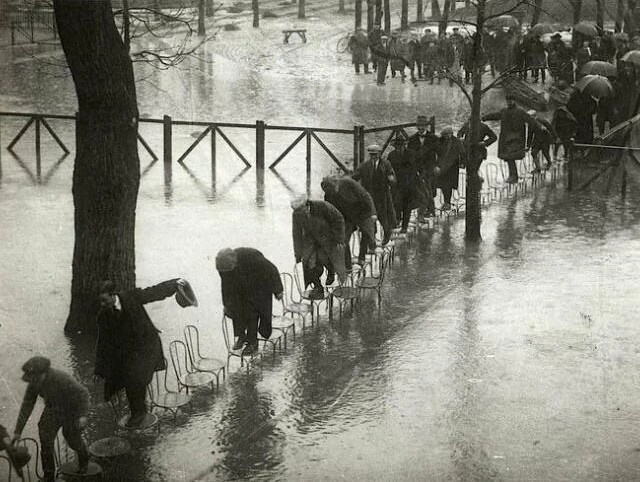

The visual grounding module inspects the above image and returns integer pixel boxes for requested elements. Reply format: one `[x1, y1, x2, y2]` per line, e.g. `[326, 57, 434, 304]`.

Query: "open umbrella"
[575, 74, 613, 98]
[573, 22, 598, 37]
[580, 61, 617, 77]
[613, 32, 629, 42]
[487, 15, 519, 30]
[529, 23, 555, 36]
[621, 50, 640, 65]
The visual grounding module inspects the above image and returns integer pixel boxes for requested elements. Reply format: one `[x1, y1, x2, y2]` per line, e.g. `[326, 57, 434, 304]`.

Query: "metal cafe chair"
[452, 169, 467, 213]
[258, 328, 283, 357]
[146, 358, 192, 419]
[355, 249, 391, 306]
[11, 437, 41, 482]
[479, 163, 495, 204]
[184, 325, 226, 389]
[169, 340, 216, 393]
[54, 433, 103, 480]
[1, 455, 12, 481]
[279, 272, 313, 328]
[108, 390, 159, 435]
[293, 263, 332, 322]
[329, 276, 361, 321]
[484, 162, 509, 200]
[221, 315, 262, 369]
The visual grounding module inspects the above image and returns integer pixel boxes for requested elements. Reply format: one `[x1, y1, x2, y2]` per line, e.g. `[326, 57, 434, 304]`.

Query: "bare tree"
[531, 0, 543, 26]
[596, 0, 604, 30]
[570, 0, 582, 24]
[440, 0, 452, 36]
[616, 0, 625, 31]
[198, 0, 205, 36]
[417, 0, 424, 22]
[375, 0, 382, 26]
[356, 0, 363, 29]
[299, 0, 305, 19]
[432, 0, 442, 21]
[401, 0, 409, 30]
[384, 0, 390, 32]
[367, 0, 374, 32]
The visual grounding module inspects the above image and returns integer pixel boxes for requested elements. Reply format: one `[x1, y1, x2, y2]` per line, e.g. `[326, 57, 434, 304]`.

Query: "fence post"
[210, 125, 217, 193]
[359, 125, 365, 165]
[567, 139, 574, 191]
[163, 115, 172, 190]
[306, 129, 312, 195]
[35, 116, 41, 180]
[621, 166, 627, 200]
[430, 115, 436, 134]
[256, 119, 265, 188]
[353, 125, 360, 168]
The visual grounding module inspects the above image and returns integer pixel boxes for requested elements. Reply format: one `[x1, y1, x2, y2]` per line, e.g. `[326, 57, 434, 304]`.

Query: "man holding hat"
[483, 96, 541, 183]
[95, 278, 196, 428]
[352, 143, 397, 245]
[13, 356, 89, 482]
[291, 195, 346, 296]
[216, 248, 283, 356]
[407, 115, 439, 217]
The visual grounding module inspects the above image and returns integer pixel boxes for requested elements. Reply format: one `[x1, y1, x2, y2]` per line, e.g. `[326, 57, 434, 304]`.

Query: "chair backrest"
[169, 340, 191, 379]
[455, 170, 467, 200]
[0, 455, 11, 482]
[15, 437, 41, 482]
[498, 159, 509, 180]
[147, 358, 177, 401]
[379, 249, 392, 284]
[292, 263, 307, 295]
[221, 315, 233, 352]
[280, 272, 299, 306]
[484, 162, 502, 187]
[184, 325, 202, 365]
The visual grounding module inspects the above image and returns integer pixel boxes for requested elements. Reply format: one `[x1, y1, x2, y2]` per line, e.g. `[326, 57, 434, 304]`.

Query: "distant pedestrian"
[483, 95, 541, 183]
[527, 110, 558, 171]
[436, 126, 464, 210]
[368, 24, 383, 71]
[348, 28, 370, 74]
[12, 357, 89, 482]
[375, 35, 390, 85]
[421, 40, 439, 83]
[291, 196, 346, 296]
[216, 248, 283, 355]
[95, 278, 196, 428]
[352, 144, 397, 245]
[321, 175, 377, 267]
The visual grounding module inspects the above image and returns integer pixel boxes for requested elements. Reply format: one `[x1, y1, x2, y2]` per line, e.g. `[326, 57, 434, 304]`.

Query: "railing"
[0, 111, 437, 199]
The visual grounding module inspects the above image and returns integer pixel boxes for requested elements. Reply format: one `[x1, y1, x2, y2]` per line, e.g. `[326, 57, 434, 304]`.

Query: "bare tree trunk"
[596, 0, 604, 31]
[432, 0, 442, 21]
[571, 0, 583, 24]
[356, 0, 362, 28]
[616, 0, 626, 31]
[299, 0, 305, 19]
[367, 0, 374, 32]
[198, 0, 205, 36]
[417, 0, 424, 22]
[466, 0, 485, 242]
[339, 0, 345, 13]
[531, 0, 543, 26]
[384, 0, 390, 32]
[624, 0, 636, 33]
[375, 0, 382, 25]
[439, 0, 451, 36]
[53, 0, 140, 334]
[206, 0, 214, 16]
[253, 0, 259, 27]
[401, 0, 408, 29]
[123, 0, 130, 51]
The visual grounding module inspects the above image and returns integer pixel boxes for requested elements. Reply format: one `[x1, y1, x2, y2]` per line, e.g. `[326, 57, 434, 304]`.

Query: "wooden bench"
[282, 29, 307, 44]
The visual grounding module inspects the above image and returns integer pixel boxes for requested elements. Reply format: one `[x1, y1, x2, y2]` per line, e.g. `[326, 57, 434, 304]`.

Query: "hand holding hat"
[175, 278, 198, 308]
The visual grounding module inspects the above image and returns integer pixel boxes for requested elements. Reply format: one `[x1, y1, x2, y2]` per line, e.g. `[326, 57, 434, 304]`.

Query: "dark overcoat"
[220, 248, 283, 340]
[95, 279, 181, 400]
[566, 90, 597, 144]
[322, 176, 376, 226]
[436, 137, 464, 190]
[348, 32, 369, 65]
[483, 106, 540, 161]
[388, 147, 430, 211]
[352, 159, 397, 233]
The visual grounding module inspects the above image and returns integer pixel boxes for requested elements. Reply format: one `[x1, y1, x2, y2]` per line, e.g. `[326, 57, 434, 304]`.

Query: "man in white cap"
[352, 143, 397, 245]
[216, 248, 283, 355]
[291, 195, 346, 296]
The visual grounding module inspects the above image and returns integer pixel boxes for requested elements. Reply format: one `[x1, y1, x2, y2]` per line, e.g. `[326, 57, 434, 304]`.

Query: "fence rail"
[0, 111, 435, 199]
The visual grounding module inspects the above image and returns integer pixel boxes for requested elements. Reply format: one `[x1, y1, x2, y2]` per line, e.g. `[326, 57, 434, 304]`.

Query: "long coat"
[388, 147, 430, 211]
[292, 200, 346, 278]
[322, 176, 376, 226]
[352, 158, 397, 233]
[457, 121, 498, 166]
[95, 279, 181, 401]
[220, 248, 283, 340]
[483, 106, 540, 161]
[566, 90, 597, 144]
[348, 31, 369, 65]
[436, 137, 464, 190]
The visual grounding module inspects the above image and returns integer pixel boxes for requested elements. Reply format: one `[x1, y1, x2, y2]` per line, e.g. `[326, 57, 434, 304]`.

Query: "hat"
[441, 126, 454, 136]
[416, 115, 428, 126]
[215, 248, 238, 272]
[290, 194, 308, 209]
[21, 356, 50, 380]
[367, 144, 381, 153]
[175, 280, 198, 308]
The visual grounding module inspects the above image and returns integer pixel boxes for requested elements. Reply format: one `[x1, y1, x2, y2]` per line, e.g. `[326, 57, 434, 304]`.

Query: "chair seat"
[117, 412, 158, 431]
[89, 436, 131, 458]
[285, 302, 312, 314]
[58, 460, 103, 477]
[357, 277, 382, 289]
[332, 287, 360, 300]
[260, 331, 283, 343]
[180, 371, 215, 388]
[301, 289, 329, 301]
[272, 316, 295, 330]
[154, 391, 192, 409]
[194, 358, 225, 372]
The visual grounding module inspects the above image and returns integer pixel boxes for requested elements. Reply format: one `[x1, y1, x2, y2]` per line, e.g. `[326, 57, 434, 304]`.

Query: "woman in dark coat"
[216, 248, 283, 355]
[436, 127, 464, 209]
[95, 278, 191, 427]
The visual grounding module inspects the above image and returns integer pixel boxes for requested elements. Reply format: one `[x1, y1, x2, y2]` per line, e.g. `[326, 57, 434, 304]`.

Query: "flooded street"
[1, 9, 640, 481]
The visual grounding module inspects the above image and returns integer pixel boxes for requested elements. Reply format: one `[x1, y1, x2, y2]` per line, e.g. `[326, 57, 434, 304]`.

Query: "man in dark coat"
[552, 105, 578, 159]
[352, 144, 397, 245]
[368, 24, 383, 71]
[291, 196, 346, 295]
[566, 89, 597, 145]
[407, 115, 439, 216]
[527, 110, 558, 171]
[457, 118, 498, 170]
[436, 126, 464, 209]
[322, 175, 377, 268]
[216, 248, 283, 356]
[483, 95, 541, 182]
[13, 357, 89, 482]
[528, 35, 547, 83]
[422, 40, 439, 83]
[348, 28, 370, 74]
[388, 136, 425, 232]
[95, 278, 191, 427]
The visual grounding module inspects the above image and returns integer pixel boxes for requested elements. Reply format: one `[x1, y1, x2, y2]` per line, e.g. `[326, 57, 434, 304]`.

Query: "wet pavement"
[1, 8, 640, 482]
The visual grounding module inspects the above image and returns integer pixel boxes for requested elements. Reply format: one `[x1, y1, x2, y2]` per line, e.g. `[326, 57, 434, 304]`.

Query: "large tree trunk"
[123, 0, 131, 51]
[375, 0, 382, 25]
[299, 0, 305, 19]
[53, 0, 140, 335]
[466, 0, 485, 242]
[384, 0, 390, 32]
[616, 0, 626, 31]
[531, 0, 543, 26]
[596, 0, 604, 31]
[439, 0, 451, 36]
[253, 0, 259, 27]
[401, 0, 408, 29]
[367, 0, 374, 32]
[571, 0, 583, 24]
[356, 0, 363, 28]
[417, 0, 424, 22]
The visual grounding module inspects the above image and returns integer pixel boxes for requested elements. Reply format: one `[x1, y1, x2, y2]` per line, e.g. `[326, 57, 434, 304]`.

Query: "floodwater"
[1, 11, 640, 482]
